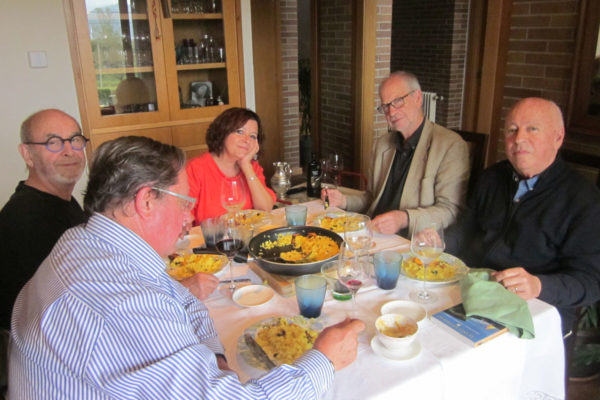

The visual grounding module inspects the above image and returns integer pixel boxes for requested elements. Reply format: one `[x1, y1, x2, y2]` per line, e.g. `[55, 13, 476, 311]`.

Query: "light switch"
[28, 51, 48, 68]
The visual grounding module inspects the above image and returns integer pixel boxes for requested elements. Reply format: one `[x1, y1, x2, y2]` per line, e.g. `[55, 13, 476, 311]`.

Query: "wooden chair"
[455, 130, 489, 195]
[560, 148, 600, 188]
[339, 170, 368, 191]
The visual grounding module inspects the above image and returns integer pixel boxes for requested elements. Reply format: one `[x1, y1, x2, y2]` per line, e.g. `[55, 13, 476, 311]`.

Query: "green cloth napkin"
[460, 268, 535, 339]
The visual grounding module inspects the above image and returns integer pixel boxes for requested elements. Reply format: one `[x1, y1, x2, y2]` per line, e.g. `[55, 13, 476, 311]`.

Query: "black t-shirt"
[0, 182, 87, 329]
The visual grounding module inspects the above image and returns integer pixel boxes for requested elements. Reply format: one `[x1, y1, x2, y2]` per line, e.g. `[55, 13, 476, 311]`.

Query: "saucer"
[233, 285, 275, 307]
[370, 336, 422, 361]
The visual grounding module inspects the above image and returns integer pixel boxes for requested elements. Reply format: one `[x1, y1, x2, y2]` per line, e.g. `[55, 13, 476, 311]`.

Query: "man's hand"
[180, 272, 219, 300]
[313, 318, 365, 371]
[371, 210, 408, 234]
[321, 188, 347, 209]
[491, 267, 542, 300]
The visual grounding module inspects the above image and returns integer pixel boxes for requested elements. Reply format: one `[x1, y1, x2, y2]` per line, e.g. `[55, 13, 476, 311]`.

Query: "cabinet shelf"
[88, 12, 148, 21]
[176, 62, 226, 71]
[95, 66, 154, 74]
[172, 13, 223, 20]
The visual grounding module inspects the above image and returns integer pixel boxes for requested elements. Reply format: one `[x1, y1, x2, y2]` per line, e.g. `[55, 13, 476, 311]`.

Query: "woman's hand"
[238, 139, 259, 168]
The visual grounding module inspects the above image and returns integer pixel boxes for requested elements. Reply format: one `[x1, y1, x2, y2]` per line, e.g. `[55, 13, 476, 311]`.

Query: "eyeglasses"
[152, 187, 197, 211]
[376, 90, 416, 114]
[24, 134, 89, 153]
[233, 129, 258, 141]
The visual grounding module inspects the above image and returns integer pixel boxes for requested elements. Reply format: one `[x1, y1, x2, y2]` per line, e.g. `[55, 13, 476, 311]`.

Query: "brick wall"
[318, 0, 354, 165]
[374, 1, 393, 138]
[389, 0, 469, 130]
[499, 0, 600, 161]
[280, 0, 300, 167]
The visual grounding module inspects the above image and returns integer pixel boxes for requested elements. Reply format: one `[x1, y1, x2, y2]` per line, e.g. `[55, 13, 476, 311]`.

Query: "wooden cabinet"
[65, 0, 244, 157]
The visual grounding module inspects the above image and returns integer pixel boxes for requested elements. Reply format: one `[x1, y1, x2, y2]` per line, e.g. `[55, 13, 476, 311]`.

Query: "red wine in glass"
[216, 238, 243, 258]
[342, 278, 363, 292]
[217, 238, 244, 291]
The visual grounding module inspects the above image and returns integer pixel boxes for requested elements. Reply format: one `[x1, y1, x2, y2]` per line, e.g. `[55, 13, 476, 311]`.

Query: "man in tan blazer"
[324, 71, 469, 237]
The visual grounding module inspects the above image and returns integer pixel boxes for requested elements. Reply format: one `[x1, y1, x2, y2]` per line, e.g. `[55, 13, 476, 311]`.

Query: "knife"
[244, 333, 276, 369]
[219, 278, 252, 284]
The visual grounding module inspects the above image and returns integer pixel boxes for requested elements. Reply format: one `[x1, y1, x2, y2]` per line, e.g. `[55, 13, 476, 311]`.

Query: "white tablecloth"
[203, 201, 566, 400]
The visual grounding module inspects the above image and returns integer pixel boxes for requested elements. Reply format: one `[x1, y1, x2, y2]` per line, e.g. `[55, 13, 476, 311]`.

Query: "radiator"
[422, 91, 442, 123]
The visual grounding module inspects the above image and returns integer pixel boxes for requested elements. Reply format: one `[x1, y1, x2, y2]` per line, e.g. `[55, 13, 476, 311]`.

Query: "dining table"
[200, 200, 566, 400]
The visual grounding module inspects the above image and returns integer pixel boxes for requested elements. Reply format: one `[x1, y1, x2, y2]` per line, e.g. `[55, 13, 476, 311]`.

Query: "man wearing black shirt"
[0, 109, 88, 330]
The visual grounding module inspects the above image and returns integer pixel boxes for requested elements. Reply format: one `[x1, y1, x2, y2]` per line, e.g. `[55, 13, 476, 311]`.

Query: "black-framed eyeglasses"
[376, 90, 416, 114]
[24, 134, 89, 153]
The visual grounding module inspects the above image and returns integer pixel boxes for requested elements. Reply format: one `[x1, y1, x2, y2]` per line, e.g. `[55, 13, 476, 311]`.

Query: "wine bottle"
[306, 152, 321, 197]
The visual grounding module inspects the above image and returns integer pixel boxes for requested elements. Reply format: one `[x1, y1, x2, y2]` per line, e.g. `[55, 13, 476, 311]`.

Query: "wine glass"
[216, 218, 244, 292]
[320, 159, 337, 209]
[343, 213, 373, 268]
[408, 221, 445, 304]
[220, 178, 246, 220]
[336, 244, 366, 317]
[328, 153, 344, 186]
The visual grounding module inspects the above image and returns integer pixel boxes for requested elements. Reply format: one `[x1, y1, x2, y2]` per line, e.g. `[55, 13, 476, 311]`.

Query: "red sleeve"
[252, 161, 277, 202]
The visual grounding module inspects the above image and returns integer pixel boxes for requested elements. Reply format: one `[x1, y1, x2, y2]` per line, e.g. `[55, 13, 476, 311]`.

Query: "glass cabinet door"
[163, 0, 243, 118]
[86, 0, 159, 115]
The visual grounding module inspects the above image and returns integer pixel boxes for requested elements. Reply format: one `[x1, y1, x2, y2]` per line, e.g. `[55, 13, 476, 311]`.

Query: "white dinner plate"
[400, 253, 468, 285]
[232, 285, 275, 307]
[370, 336, 422, 361]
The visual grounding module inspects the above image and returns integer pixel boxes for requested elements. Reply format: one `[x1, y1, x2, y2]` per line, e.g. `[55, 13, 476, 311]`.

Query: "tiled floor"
[567, 375, 600, 400]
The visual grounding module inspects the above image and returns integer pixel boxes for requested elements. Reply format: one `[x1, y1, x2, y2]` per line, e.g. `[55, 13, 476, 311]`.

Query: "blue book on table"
[431, 304, 508, 346]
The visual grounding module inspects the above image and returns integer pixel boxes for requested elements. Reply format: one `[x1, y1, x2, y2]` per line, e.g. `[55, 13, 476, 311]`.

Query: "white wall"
[0, 0, 88, 205]
[0, 0, 255, 206]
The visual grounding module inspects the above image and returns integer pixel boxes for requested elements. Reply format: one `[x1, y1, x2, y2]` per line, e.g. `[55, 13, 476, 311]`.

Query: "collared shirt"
[9, 213, 333, 399]
[513, 174, 539, 202]
[372, 120, 425, 232]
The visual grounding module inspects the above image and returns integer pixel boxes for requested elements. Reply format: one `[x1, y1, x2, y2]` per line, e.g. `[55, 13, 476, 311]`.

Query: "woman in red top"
[186, 108, 276, 223]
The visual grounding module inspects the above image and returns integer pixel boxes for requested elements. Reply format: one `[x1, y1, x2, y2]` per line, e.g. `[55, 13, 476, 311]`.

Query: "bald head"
[504, 97, 565, 178]
[18, 109, 86, 200]
[20, 109, 80, 143]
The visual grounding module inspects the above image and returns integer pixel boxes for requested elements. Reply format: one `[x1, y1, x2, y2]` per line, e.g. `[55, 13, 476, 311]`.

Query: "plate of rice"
[401, 253, 468, 285]
[234, 209, 269, 227]
[166, 253, 228, 280]
[238, 316, 323, 370]
[312, 211, 364, 234]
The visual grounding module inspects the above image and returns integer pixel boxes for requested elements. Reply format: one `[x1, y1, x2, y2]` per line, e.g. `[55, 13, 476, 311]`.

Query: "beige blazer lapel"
[366, 133, 396, 215]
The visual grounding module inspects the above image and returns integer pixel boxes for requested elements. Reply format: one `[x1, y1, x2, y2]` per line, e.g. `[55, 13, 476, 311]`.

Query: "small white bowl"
[380, 300, 427, 325]
[233, 285, 275, 307]
[375, 314, 418, 351]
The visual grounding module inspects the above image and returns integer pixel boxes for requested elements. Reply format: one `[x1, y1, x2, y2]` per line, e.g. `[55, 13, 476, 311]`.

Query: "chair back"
[560, 149, 600, 189]
[454, 130, 488, 195]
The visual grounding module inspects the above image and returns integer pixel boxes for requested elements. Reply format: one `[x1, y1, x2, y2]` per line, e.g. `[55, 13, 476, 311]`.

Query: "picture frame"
[189, 80, 212, 106]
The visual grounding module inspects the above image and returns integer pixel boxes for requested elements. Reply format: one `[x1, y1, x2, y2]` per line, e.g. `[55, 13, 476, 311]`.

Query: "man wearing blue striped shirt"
[9, 136, 364, 399]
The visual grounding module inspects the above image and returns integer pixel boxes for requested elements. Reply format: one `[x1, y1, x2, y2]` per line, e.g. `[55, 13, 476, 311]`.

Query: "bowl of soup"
[375, 313, 418, 351]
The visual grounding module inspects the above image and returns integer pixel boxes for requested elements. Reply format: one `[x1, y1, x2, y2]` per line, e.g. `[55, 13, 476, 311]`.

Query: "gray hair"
[384, 71, 422, 92]
[84, 136, 186, 215]
[20, 109, 80, 143]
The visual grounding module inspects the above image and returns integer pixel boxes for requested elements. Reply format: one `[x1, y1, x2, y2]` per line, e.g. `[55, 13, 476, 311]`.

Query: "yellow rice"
[402, 256, 457, 281]
[254, 318, 318, 365]
[166, 253, 227, 280]
[260, 232, 339, 263]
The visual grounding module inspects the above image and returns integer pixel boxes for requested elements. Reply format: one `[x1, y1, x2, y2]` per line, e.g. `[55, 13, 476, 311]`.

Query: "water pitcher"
[271, 161, 292, 199]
